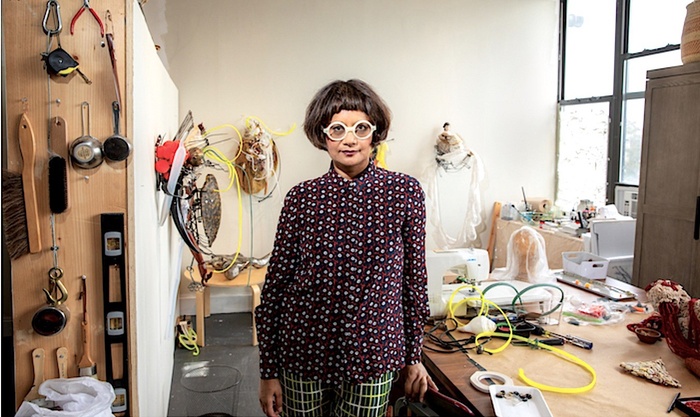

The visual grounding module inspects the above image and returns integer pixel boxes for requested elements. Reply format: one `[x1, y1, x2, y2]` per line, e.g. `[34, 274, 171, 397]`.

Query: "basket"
[562, 252, 609, 279]
[681, 0, 700, 64]
[181, 365, 242, 417]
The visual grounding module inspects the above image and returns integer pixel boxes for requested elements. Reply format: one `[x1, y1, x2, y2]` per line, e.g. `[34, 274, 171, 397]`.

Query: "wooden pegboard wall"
[2, 0, 131, 410]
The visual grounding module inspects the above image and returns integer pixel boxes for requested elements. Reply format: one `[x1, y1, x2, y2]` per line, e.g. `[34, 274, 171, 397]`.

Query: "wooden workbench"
[422, 279, 700, 416]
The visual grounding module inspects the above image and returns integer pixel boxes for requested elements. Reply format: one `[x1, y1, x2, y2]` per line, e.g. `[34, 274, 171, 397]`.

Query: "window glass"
[620, 98, 645, 185]
[563, 0, 616, 99]
[628, 0, 689, 53]
[556, 102, 609, 211]
[624, 51, 682, 93]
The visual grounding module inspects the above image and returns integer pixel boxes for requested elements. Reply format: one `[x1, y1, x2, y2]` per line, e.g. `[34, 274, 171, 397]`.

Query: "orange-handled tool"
[79, 275, 97, 377]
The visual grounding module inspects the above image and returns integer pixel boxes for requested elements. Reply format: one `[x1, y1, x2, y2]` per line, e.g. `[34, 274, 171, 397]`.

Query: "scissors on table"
[70, 0, 104, 37]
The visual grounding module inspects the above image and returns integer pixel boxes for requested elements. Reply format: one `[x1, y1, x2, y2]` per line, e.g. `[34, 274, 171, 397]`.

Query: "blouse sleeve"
[400, 178, 429, 365]
[255, 188, 300, 379]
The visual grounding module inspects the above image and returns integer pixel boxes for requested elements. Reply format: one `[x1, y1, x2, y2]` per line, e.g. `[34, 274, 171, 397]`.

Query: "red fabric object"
[627, 314, 664, 336]
[658, 301, 700, 360]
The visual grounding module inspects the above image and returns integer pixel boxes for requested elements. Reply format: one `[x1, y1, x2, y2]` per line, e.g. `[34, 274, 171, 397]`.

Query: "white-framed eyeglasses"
[322, 120, 377, 141]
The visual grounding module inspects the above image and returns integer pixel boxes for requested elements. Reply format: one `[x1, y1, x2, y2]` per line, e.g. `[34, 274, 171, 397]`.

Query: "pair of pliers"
[70, 0, 104, 37]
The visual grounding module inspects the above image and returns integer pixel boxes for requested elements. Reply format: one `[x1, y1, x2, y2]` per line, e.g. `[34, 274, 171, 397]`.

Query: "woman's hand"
[402, 363, 438, 403]
[259, 378, 283, 417]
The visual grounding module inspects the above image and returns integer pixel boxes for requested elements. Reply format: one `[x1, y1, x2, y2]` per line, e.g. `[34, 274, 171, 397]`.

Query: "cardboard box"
[562, 251, 609, 279]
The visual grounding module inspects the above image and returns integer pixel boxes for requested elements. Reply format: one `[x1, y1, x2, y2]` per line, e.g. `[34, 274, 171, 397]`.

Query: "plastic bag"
[494, 226, 556, 283]
[15, 377, 115, 417]
[563, 297, 629, 325]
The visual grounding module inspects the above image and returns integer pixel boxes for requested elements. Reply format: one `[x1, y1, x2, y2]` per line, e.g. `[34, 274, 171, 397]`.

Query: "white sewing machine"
[426, 248, 556, 318]
[426, 248, 489, 316]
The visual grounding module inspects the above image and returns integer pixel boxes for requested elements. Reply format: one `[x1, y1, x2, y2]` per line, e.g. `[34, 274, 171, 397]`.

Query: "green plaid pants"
[280, 369, 396, 417]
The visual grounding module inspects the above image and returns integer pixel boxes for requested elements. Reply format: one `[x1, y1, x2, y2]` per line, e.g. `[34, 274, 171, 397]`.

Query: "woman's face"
[325, 110, 374, 179]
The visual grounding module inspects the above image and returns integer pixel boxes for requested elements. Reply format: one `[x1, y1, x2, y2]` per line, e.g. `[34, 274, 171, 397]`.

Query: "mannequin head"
[506, 226, 549, 282]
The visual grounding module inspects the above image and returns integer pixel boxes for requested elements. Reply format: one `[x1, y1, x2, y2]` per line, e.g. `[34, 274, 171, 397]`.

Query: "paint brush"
[79, 276, 97, 378]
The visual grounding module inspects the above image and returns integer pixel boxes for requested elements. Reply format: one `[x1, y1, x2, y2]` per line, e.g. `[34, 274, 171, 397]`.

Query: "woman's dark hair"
[303, 79, 392, 150]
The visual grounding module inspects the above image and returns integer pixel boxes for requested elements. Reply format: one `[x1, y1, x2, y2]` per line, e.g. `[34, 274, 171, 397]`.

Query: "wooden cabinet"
[633, 62, 700, 296]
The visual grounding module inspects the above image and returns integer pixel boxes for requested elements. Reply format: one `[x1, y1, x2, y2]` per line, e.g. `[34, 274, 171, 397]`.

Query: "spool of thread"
[469, 371, 515, 393]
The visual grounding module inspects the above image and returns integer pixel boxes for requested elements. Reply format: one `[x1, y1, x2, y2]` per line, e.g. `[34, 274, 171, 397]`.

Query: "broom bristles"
[2, 169, 30, 259]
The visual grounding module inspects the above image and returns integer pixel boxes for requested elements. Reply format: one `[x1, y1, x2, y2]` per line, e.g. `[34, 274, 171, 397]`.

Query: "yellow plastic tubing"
[446, 285, 596, 393]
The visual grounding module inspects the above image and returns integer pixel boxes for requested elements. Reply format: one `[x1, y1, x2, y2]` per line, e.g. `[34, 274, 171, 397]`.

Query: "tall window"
[556, 0, 688, 212]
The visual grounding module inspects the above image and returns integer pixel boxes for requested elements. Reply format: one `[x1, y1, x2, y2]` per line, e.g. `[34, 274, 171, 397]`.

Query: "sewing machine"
[427, 248, 489, 316]
[427, 249, 555, 317]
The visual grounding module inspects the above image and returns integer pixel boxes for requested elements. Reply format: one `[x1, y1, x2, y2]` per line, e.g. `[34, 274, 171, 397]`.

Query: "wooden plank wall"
[2, 0, 130, 410]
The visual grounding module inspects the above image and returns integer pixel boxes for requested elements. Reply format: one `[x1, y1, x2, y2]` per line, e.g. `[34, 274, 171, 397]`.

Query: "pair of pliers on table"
[70, 0, 104, 37]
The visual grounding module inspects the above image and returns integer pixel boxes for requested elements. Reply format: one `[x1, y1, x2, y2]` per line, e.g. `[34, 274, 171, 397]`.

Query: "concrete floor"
[168, 313, 264, 417]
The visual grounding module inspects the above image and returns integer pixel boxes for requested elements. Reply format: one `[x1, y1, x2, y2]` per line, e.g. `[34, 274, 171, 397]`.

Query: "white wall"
[142, 0, 560, 312]
[131, 3, 181, 415]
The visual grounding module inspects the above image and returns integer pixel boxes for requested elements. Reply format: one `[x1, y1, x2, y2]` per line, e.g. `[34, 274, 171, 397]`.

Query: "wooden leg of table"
[195, 289, 206, 347]
[204, 286, 211, 317]
[251, 284, 261, 346]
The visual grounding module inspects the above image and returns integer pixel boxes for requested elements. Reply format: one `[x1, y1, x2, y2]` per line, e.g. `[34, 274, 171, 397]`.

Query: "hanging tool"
[19, 111, 42, 254]
[24, 348, 45, 403]
[24, 348, 56, 408]
[104, 10, 122, 110]
[41, 0, 92, 84]
[49, 117, 69, 213]
[101, 213, 129, 414]
[70, 102, 104, 169]
[42, 267, 69, 306]
[57, 347, 68, 378]
[70, 0, 104, 37]
[32, 267, 70, 336]
[42, 0, 63, 36]
[79, 275, 97, 378]
[103, 101, 132, 162]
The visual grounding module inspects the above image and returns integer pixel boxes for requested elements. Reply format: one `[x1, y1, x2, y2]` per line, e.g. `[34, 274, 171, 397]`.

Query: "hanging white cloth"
[423, 137, 486, 250]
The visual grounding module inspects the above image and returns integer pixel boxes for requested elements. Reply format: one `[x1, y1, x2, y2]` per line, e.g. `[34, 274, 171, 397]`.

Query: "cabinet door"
[633, 64, 700, 296]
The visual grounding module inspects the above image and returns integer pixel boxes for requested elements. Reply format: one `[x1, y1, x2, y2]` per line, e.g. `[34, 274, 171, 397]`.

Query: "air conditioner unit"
[614, 185, 638, 218]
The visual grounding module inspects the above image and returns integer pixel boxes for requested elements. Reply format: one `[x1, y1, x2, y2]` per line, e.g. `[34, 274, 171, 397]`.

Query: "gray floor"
[168, 313, 265, 417]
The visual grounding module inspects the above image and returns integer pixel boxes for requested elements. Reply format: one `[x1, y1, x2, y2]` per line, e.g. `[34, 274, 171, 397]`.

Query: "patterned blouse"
[255, 162, 429, 385]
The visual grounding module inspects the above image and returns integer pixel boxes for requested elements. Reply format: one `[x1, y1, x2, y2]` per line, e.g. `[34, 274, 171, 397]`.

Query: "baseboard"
[179, 287, 252, 316]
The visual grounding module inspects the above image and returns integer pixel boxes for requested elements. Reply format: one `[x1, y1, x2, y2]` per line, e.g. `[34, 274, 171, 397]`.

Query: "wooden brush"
[18, 112, 42, 253]
[49, 117, 69, 214]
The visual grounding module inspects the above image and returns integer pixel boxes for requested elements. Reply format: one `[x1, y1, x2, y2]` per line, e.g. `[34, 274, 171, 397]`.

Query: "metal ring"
[48, 267, 64, 280]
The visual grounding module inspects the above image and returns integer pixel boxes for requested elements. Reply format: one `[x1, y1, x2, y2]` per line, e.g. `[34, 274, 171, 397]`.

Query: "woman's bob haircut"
[303, 79, 392, 150]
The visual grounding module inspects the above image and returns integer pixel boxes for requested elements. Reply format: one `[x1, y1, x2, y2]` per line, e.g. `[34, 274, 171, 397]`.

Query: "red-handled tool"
[70, 0, 104, 36]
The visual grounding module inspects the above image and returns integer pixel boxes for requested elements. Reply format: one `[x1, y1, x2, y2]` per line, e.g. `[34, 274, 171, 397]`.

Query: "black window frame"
[557, 0, 681, 204]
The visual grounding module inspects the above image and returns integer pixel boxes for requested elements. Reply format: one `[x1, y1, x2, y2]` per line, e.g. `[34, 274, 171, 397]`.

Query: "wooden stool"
[190, 266, 267, 347]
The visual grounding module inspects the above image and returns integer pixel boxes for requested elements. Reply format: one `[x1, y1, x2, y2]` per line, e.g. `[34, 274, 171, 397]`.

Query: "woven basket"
[681, 0, 700, 64]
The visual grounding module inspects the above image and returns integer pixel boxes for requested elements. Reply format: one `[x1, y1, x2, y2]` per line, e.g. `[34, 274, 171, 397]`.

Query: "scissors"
[70, 0, 104, 37]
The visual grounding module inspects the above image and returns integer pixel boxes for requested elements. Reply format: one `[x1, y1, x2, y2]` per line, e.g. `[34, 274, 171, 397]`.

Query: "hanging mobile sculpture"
[155, 113, 294, 287]
[234, 116, 295, 201]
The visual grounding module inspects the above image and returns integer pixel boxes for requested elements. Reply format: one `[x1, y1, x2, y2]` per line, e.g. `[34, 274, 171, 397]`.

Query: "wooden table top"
[421, 278, 699, 417]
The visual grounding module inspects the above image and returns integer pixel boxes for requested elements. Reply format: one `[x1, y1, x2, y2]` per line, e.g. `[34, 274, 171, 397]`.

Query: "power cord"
[178, 320, 200, 356]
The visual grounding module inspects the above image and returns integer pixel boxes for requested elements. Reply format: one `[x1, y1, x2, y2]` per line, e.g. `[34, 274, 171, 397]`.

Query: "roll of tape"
[529, 198, 553, 213]
[469, 371, 514, 393]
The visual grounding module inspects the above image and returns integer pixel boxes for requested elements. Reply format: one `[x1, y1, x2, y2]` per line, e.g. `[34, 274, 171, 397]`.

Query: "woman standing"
[256, 79, 435, 417]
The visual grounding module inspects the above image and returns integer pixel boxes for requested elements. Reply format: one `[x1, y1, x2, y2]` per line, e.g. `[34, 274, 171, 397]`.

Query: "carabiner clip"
[42, 0, 62, 36]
